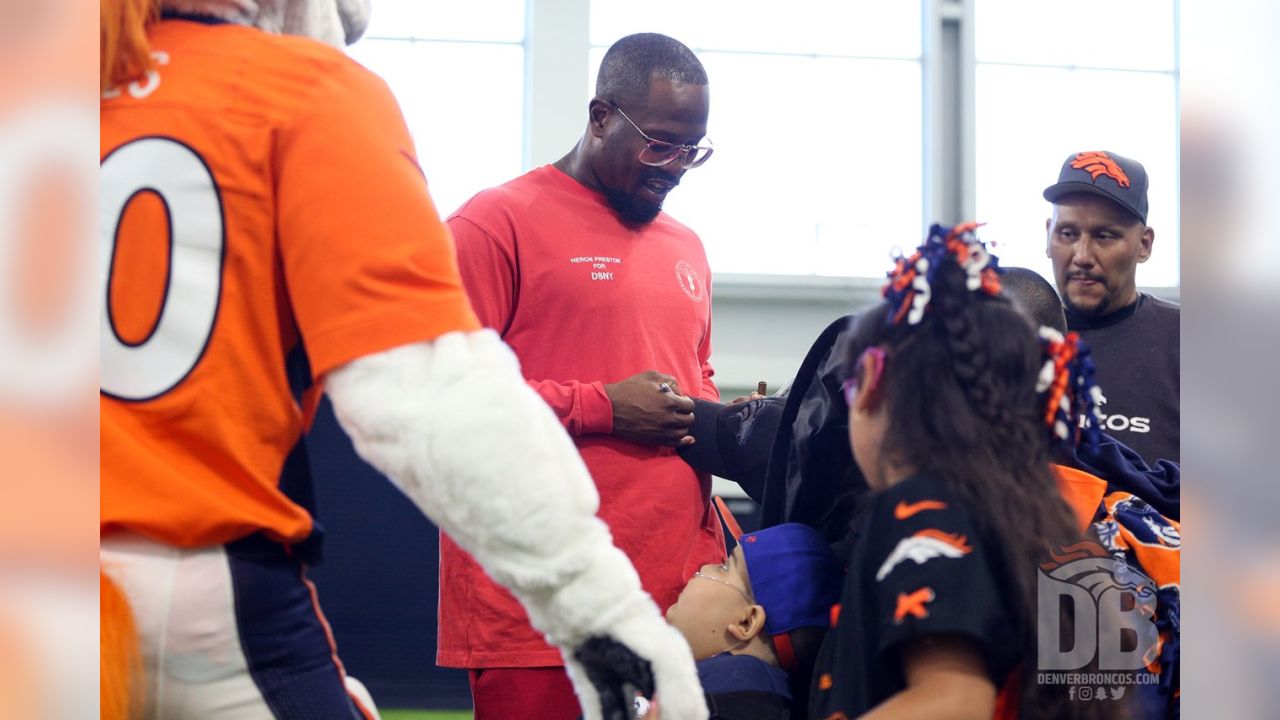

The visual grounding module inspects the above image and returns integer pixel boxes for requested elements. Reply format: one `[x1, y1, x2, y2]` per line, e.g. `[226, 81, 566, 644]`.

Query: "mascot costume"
[99, 2, 706, 718]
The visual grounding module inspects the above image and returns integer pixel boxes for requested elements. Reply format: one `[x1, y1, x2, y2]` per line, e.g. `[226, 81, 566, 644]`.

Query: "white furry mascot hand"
[326, 331, 708, 720]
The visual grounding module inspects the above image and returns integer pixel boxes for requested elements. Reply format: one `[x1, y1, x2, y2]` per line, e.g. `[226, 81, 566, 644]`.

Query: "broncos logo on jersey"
[1094, 491, 1180, 596]
[1109, 495, 1181, 548]
[875, 529, 972, 582]
[731, 397, 769, 447]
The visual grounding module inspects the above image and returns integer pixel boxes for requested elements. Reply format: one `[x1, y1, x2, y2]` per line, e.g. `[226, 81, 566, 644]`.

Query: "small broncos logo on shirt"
[875, 529, 972, 582]
[674, 260, 704, 301]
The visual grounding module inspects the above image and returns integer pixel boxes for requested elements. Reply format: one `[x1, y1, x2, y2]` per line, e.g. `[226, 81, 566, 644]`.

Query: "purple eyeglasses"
[842, 346, 886, 407]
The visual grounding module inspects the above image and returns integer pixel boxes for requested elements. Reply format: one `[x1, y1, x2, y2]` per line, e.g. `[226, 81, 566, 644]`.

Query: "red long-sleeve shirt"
[440, 165, 724, 667]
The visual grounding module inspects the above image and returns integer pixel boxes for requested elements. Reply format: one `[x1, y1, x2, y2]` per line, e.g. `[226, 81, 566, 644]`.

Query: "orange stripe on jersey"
[297, 562, 378, 720]
[101, 20, 481, 548]
[299, 563, 347, 681]
[349, 692, 378, 720]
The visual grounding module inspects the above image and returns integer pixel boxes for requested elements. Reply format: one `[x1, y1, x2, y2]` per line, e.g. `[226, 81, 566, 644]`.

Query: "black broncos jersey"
[809, 474, 1021, 719]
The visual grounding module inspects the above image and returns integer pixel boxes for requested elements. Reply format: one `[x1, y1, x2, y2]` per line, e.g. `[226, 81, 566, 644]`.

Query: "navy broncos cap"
[1043, 150, 1149, 224]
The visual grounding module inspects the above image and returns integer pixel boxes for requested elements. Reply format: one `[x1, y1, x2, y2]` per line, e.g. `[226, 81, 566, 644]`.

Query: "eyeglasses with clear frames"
[610, 103, 714, 169]
[692, 567, 753, 603]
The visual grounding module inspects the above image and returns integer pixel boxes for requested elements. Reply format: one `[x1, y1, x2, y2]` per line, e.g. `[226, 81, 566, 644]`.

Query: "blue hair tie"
[1036, 327, 1105, 452]
[882, 221, 1002, 326]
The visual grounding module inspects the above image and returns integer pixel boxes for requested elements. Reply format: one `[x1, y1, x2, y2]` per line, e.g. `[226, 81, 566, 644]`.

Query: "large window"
[973, 0, 1179, 288]
[344, 0, 1179, 289]
[590, 0, 924, 277]
[347, 3, 525, 218]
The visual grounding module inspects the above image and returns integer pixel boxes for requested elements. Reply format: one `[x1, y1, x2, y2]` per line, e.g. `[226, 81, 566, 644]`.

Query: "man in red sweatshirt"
[445, 32, 724, 719]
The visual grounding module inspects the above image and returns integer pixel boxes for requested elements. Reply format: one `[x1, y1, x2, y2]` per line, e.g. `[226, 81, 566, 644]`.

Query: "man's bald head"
[1001, 267, 1067, 334]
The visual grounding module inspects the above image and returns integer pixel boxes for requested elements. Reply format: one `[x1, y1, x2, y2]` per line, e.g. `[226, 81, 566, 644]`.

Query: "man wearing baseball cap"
[1044, 150, 1180, 464]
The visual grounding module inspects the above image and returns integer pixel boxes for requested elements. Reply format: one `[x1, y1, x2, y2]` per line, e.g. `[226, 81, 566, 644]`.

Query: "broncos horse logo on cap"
[1070, 151, 1131, 188]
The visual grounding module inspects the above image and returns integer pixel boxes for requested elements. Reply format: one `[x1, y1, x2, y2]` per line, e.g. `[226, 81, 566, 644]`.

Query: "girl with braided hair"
[807, 225, 1126, 720]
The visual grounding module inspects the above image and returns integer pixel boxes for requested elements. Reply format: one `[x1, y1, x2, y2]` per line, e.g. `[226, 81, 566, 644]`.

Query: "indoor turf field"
[383, 711, 473, 720]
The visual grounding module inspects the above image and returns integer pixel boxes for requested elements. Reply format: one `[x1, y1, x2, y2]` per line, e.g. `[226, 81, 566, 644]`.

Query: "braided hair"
[847, 224, 1124, 719]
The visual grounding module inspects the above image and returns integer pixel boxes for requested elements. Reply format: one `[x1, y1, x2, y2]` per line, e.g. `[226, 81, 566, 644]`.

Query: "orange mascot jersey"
[101, 18, 480, 548]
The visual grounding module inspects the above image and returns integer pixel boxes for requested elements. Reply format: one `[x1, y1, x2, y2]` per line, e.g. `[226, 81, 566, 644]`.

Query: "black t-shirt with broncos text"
[808, 474, 1021, 719]
[1067, 293, 1180, 465]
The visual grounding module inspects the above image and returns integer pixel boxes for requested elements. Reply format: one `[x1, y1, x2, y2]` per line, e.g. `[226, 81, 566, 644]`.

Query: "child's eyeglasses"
[841, 346, 887, 408]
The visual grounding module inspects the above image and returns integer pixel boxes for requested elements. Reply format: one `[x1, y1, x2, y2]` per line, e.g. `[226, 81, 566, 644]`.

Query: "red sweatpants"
[469, 667, 581, 720]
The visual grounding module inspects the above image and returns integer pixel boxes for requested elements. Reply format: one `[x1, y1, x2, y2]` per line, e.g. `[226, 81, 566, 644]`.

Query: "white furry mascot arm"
[326, 331, 707, 720]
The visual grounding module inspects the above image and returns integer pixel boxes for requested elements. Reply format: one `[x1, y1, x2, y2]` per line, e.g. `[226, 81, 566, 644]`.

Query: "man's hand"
[604, 371, 696, 447]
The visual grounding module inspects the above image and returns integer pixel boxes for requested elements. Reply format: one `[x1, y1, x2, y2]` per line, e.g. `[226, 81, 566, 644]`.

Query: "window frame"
[356, 0, 1179, 294]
